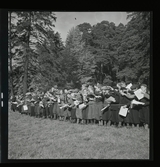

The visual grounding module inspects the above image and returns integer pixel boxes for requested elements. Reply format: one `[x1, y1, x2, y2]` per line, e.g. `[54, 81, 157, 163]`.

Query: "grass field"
[8, 109, 149, 160]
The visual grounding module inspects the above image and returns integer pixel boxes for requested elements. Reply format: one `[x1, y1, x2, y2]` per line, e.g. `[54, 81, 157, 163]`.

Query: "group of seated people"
[10, 81, 150, 129]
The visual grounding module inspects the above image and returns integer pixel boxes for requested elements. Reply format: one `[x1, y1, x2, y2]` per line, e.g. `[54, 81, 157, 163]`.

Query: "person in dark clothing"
[38, 101, 44, 118]
[42, 97, 48, 118]
[30, 99, 35, 117]
[87, 93, 96, 124]
[63, 90, 72, 122]
[86, 84, 96, 125]
[81, 88, 89, 125]
[58, 90, 66, 121]
[11, 96, 17, 112]
[101, 87, 112, 126]
[52, 92, 59, 120]
[109, 87, 124, 127]
[32, 94, 39, 117]
[127, 85, 141, 127]
[139, 84, 150, 129]
[22, 99, 29, 115]
[75, 91, 83, 124]
[119, 88, 133, 128]
[68, 93, 76, 123]
[16, 96, 23, 113]
[94, 89, 104, 125]
[25, 94, 32, 116]
[48, 99, 54, 119]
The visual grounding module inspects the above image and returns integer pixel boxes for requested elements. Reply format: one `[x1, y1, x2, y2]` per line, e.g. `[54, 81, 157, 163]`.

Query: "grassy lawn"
[8, 110, 149, 159]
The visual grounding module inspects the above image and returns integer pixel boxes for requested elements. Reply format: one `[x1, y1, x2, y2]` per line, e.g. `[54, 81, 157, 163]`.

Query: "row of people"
[10, 82, 150, 129]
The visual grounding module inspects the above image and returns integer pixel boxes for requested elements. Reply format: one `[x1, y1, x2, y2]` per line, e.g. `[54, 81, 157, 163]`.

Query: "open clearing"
[8, 110, 149, 159]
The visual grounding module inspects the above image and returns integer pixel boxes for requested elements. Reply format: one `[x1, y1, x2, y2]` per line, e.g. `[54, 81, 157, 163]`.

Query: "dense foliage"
[9, 12, 150, 97]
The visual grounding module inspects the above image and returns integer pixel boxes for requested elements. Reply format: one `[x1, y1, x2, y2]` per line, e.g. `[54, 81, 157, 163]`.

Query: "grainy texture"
[8, 110, 149, 159]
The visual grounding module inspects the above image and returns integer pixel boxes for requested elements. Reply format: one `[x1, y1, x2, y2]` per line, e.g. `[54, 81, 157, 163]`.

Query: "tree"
[78, 22, 92, 46]
[62, 26, 86, 88]
[34, 30, 65, 90]
[117, 12, 150, 84]
[10, 12, 150, 94]
[10, 11, 57, 96]
[8, 11, 14, 97]
[87, 21, 118, 84]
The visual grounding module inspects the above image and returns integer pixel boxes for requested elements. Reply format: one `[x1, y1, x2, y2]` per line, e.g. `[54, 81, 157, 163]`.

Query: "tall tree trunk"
[23, 12, 31, 97]
[100, 45, 103, 84]
[9, 56, 14, 96]
[8, 11, 14, 97]
[100, 63, 103, 84]
[116, 67, 119, 83]
[23, 52, 29, 96]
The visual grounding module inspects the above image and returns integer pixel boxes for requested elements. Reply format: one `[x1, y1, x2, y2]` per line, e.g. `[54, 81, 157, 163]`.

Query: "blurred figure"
[11, 95, 17, 112]
[139, 84, 150, 129]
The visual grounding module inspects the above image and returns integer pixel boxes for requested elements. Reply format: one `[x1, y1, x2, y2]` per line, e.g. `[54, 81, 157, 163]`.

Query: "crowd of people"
[10, 81, 150, 129]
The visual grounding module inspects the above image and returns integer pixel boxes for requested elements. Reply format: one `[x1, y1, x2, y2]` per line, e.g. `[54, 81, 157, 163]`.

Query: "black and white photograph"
[8, 11, 151, 160]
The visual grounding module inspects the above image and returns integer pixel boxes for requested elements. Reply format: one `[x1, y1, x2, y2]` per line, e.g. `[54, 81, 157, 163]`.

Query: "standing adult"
[94, 89, 104, 125]
[75, 90, 83, 124]
[68, 91, 77, 123]
[25, 93, 32, 116]
[52, 90, 59, 120]
[87, 84, 96, 124]
[81, 88, 89, 125]
[11, 95, 17, 112]
[109, 87, 123, 127]
[58, 89, 66, 121]
[101, 87, 112, 126]
[34, 97, 40, 118]
[30, 98, 35, 117]
[42, 96, 49, 118]
[16, 95, 23, 113]
[119, 87, 133, 128]
[126, 85, 140, 127]
[38, 100, 44, 118]
[48, 98, 54, 119]
[63, 90, 72, 122]
[139, 84, 150, 129]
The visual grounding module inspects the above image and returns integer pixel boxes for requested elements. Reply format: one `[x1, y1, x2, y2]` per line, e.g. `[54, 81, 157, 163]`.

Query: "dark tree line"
[9, 11, 150, 97]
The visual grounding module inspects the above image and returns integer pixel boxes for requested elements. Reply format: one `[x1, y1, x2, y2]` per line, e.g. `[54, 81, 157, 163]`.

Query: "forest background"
[8, 12, 150, 97]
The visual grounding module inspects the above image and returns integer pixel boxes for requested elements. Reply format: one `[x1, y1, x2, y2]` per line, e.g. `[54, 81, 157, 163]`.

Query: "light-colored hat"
[101, 86, 108, 90]
[26, 92, 31, 96]
[74, 88, 79, 93]
[30, 98, 35, 102]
